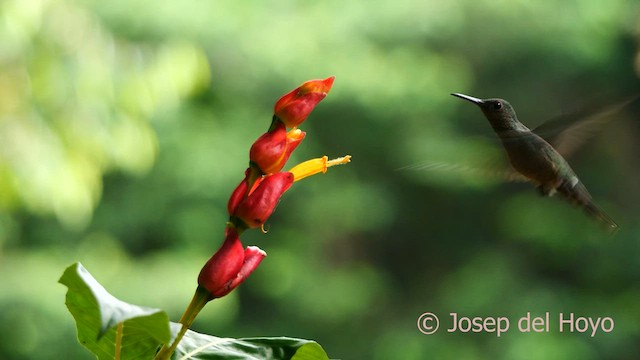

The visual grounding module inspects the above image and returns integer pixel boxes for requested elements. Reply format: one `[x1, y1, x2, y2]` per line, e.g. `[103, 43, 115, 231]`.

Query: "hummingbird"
[451, 93, 619, 233]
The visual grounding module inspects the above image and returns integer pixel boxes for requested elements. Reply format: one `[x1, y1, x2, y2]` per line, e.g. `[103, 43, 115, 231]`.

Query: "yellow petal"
[289, 155, 351, 182]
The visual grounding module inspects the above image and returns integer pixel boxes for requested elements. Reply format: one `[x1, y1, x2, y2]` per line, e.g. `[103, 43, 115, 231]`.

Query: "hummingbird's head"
[451, 93, 525, 132]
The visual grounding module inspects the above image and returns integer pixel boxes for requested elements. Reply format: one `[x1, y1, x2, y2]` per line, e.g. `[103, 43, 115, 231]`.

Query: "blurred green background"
[1, 0, 639, 359]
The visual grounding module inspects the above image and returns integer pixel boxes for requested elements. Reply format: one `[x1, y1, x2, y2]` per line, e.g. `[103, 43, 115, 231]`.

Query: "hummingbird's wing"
[398, 160, 529, 183]
[532, 94, 640, 158]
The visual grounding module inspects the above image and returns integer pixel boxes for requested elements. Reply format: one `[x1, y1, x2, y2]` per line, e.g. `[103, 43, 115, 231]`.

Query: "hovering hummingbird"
[451, 93, 620, 233]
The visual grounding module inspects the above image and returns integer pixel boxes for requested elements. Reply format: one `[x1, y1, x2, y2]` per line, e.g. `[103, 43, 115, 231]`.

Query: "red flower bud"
[249, 121, 306, 175]
[274, 77, 335, 128]
[198, 227, 266, 299]
[233, 172, 294, 228]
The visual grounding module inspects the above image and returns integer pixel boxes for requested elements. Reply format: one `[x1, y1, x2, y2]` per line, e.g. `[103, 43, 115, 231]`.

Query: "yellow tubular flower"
[288, 155, 352, 182]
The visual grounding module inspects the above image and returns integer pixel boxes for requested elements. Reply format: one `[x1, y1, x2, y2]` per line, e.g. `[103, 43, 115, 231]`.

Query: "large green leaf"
[173, 325, 329, 360]
[59, 262, 171, 359]
[60, 262, 330, 360]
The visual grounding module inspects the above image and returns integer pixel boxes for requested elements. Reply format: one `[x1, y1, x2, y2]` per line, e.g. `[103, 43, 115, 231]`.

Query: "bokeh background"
[1, 0, 639, 359]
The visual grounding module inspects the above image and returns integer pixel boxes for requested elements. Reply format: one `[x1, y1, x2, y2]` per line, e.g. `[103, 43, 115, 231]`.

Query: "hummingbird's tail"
[557, 180, 618, 234]
[583, 202, 619, 234]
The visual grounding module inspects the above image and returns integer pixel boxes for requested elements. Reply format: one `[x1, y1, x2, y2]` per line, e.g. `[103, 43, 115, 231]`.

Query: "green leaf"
[173, 325, 329, 360]
[59, 262, 329, 360]
[59, 262, 171, 359]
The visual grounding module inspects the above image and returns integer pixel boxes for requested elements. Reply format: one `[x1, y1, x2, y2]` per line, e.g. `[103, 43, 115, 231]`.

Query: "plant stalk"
[154, 286, 211, 360]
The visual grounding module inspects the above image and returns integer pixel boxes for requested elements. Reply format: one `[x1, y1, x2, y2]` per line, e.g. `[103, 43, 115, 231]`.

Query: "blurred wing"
[398, 161, 529, 183]
[533, 94, 640, 158]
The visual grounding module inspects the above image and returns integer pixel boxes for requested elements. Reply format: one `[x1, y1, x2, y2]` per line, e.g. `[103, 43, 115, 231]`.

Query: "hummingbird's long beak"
[451, 93, 484, 105]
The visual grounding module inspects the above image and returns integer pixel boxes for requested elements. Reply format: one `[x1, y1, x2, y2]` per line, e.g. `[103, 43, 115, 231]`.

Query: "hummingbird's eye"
[493, 102, 503, 110]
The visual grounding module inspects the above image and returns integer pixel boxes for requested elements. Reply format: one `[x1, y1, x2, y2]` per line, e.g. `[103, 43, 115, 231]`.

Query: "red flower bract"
[227, 169, 250, 216]
[233, 172, 294, 228]
[250, 121, 306, 175]
[198, 227, 266, 299]
[274, 77, 335, 128]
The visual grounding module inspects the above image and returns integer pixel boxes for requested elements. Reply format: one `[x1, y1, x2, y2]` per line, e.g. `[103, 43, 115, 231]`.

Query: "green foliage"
[59, 263, 328, 360]
[59, 262, 170, 359]
[172, 333, 328, 360]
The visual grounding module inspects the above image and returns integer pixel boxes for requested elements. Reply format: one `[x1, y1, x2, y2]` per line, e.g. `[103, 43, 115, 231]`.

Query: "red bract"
[198, 227, 266, 299]
[250, 121, 306, 175]
[233, 172, 294, 228]
[274, 77, 335, 128]
[227, 168, 250, 216]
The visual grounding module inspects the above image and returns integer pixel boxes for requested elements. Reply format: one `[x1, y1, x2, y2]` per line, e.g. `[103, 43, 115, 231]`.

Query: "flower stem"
[154, 286, 211, 360]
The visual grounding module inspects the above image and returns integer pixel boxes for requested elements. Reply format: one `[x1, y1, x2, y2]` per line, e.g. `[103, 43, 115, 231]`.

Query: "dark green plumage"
[452, 93, 618, 233]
